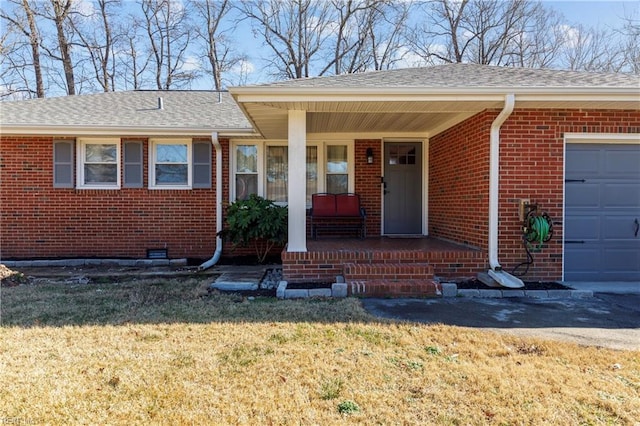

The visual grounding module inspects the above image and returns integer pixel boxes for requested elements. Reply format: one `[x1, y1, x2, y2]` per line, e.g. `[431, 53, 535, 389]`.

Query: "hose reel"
[523, 205, 553, 250]
[512, 203, 554, 276]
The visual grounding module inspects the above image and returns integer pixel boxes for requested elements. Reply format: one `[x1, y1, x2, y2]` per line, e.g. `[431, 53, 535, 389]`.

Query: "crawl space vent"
[147, 248, 168, 259]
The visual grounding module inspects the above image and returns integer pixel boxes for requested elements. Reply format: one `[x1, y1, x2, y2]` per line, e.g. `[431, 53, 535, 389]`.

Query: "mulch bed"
[455, 279, 570, 290]
[285, 282, 333, 290]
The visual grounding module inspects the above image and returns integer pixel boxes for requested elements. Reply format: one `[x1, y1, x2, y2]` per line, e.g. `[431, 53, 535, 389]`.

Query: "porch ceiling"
[240, 100, 501, 139]
[233, 92, 639, 140]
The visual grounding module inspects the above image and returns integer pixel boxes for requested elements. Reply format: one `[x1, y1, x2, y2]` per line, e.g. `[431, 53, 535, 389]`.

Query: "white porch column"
[287, 110, 307, 252]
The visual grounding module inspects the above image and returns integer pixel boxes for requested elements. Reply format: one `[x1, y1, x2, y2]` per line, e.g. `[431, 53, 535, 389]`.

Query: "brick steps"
[348, 279, 441, 298]
[343, 262, 438, 297]
[343, 262, 434, 280]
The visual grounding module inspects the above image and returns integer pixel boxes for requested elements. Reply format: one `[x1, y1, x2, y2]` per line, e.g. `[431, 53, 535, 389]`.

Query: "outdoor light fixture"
[366, 148, 374, 164]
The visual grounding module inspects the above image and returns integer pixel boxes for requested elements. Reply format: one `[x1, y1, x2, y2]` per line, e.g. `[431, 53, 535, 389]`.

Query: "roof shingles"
[1, 90, 252, 130]
[247, 63, 640, 89]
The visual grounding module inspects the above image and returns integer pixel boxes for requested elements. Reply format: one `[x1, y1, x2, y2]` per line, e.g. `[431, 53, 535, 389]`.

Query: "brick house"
[2, 64, 639, 292]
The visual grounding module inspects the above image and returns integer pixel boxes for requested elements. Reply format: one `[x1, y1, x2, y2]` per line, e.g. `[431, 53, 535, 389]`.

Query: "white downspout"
[199, 132, 223, 270]
[487, 94, 525, 288]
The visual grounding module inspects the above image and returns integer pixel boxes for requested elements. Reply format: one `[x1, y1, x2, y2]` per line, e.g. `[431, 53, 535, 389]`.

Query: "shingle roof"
[248, 63, 640, 89]
[1, 90, 252, 130]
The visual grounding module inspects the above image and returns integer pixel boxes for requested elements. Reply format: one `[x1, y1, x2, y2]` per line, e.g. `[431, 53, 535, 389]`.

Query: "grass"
[1, 273, 639, 424]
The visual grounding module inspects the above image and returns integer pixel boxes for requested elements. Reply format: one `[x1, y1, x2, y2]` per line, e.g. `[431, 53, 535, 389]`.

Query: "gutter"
[199, 132, 223, 270]
[487, 94, 525, 289]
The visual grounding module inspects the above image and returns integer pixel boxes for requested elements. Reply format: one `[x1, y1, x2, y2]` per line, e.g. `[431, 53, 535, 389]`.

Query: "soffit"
[237, 96, 639, 139]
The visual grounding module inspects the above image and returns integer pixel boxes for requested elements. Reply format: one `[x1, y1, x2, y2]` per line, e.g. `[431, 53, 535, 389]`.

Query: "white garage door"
[564, 142, 640, 281]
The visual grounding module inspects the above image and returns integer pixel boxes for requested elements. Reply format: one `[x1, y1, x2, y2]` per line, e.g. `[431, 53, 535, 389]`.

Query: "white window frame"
[230, 139, 354, 205]
[231, 142, 264, 200]
[77, 138, 121, 189]
[149, 138, 192, 189]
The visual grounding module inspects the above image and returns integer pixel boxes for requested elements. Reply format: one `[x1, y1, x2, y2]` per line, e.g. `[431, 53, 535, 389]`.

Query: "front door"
[383, 142, 423, 234]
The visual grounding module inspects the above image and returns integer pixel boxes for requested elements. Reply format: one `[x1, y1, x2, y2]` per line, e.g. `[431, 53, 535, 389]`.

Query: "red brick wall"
[430, 108, 640, 281]
[354, 140, 382, 236]
[0, 136, 221, 260]
[430, 110, 493, 250]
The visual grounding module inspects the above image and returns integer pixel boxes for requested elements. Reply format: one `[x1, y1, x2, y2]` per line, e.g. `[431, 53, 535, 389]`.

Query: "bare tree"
[616, 12, 640, 74]
[46, 0, 76, 95]
[139, 0, 197, 89]
[240, 0, 334, 79]
[366, 0, 412, 70]
[509, 5, 565, 68]
[0, 0, 45, 98]
[189, 0, 244, 90]
[408, 0, 561, 67]
[71, 0, 120, 92]
[560, 24, 622, 72]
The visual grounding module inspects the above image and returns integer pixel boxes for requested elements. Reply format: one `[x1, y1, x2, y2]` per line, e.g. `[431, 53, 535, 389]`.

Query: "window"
[235, 145, 258, 200]
[306, 146, 318, 205]
[326, 145, 348, 193]
[149, 139, 190, 189]
[77, 138, 120, 189]
[231, 141, 352, 204]
[266, 146, 288, 202]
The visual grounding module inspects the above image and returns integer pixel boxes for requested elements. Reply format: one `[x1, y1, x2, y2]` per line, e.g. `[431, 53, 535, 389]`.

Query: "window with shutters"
[54, 138, 211, 190]
[149, 139, 211, 189]
[77, 138, 120, 189]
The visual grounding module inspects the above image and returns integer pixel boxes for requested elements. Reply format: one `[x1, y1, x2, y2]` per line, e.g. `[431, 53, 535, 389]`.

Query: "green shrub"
[219, 194, 288, 263]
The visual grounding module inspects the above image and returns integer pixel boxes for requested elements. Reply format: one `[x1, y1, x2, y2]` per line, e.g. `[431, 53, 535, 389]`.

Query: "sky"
[545, 0, 637, 27]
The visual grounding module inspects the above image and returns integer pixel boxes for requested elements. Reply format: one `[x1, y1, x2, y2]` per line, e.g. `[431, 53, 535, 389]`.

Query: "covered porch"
[282, 237, 486, 293]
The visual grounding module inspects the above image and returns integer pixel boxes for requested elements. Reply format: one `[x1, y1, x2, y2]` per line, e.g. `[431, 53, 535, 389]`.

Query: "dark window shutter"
[192, 141, 211, 188]
[123, 141, 143, 188]
[53, 140, 74, 188]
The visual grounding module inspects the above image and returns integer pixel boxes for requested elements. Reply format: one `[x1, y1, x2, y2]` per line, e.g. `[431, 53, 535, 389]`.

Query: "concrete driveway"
[362, 292, 640, 351]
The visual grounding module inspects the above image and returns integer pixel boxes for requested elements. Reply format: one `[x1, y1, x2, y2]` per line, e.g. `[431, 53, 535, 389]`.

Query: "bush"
[219, 195, 288, 263]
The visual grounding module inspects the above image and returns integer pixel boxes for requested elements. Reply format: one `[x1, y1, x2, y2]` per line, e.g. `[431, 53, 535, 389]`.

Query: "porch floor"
[306, 236, 481, 253]
[282, 236, 487, 285]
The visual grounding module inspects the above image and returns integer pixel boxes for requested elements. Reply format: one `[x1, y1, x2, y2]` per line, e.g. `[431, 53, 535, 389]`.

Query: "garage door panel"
[602, 183, 640, 208]
[565, 142, 640, 282]
[602, 216, 640, 240]
[564, 215, 599, 240]
[564, 247, 601, 273]
[565, 183, 600, 207]
[604, 150, 640, 177]
[565, 149, 600, 178]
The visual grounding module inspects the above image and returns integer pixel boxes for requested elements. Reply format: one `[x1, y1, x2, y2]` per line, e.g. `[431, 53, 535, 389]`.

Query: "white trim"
[229, 142, 261, 201]
[0, 126, 256, 138]
[148, 138, 192, 190]
[564, 133, 640, 144]
[324, 141, 354, 193]
[231, 86, 638, 99]
[76, 138, 121, 190]
[561, 132, 640, 281]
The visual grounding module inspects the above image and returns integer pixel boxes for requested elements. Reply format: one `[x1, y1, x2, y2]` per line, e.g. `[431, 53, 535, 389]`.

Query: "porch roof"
[230, 64, 640, 139]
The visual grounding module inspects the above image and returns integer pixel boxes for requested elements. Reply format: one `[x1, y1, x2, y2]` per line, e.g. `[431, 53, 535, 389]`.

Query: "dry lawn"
[1, 271, 639, 425]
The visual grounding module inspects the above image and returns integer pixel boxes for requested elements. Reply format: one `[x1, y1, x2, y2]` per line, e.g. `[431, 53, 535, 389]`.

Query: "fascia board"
[231, 86, 639, 103]
[0, 125, 257, 138]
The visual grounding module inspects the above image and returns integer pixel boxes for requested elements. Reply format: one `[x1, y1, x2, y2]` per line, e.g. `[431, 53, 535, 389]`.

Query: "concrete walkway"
[563, 281, 640, 294]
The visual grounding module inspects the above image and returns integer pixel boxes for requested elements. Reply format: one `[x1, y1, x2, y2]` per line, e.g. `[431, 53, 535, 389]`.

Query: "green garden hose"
[513, 209, 554, 276]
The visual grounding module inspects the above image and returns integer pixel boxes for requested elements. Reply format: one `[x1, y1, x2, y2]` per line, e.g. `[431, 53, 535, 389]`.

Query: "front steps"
[343, 262, 440, 297]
